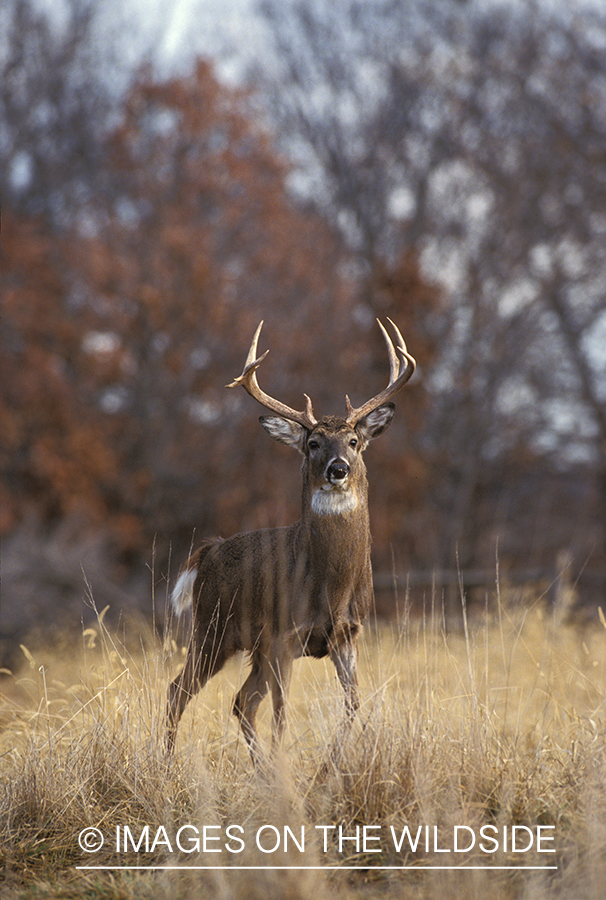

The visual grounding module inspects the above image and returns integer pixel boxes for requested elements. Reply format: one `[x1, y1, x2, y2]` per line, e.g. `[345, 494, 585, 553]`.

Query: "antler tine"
[345, 318, 416, 425]
[226, 321, 317, 428]
[377, 318, 400, 384]
[244, 319, 268, 369]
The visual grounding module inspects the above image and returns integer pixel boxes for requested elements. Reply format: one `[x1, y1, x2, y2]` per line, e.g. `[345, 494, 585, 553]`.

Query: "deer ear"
[259, 415, 307, 453]
[356, 403, 395, 442]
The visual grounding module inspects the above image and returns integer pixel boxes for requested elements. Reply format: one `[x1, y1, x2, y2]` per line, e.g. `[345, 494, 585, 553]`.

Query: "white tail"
[170, 567, 196, 616]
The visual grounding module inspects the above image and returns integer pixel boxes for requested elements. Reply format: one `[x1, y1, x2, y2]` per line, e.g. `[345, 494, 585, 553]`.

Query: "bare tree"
[256, 0, 606, 585]
[0, 0, 122, 226]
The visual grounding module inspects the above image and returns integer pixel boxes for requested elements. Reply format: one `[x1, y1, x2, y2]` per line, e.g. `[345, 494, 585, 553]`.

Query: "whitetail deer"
[167, 319, 415, 763]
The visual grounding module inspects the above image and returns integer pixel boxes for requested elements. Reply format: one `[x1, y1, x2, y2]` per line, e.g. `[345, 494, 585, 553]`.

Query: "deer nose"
[327, 459, 350, 483]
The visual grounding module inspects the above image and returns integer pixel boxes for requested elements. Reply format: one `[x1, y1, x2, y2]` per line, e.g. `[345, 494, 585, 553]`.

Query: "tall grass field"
[2, 585, 606, 899]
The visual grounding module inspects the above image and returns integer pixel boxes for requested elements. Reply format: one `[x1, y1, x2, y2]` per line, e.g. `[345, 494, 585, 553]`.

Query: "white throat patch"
[311, 488, 359, 516]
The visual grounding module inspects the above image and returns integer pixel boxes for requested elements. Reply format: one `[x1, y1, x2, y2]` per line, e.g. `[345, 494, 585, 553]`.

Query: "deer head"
[227, 318, 416, 516]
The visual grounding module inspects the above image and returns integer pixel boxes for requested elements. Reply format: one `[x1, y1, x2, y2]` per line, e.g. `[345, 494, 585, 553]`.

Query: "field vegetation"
[2, 587, 606, 899]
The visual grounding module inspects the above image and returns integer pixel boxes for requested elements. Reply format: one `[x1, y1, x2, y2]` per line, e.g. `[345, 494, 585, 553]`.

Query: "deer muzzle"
[326, 458, 350, 486]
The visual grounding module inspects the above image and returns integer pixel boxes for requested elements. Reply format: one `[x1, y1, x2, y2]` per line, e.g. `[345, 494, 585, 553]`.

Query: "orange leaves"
[1, 57, 435, 579]
[1, 212, 116, 531]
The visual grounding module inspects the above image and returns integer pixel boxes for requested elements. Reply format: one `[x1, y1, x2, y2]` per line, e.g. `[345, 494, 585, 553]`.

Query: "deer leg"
[166, 639, 230, 754]
[311, 639, 361, 777]
[269, 651, 293, 753]
[232, 654, 270, 765]
[166, 654, 197, 756]
[330, 639, 360, 722]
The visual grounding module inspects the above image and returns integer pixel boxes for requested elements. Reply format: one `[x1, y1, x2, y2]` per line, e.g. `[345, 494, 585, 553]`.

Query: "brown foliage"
[0, 214, 117, 532]
[1, 59, 436, 622]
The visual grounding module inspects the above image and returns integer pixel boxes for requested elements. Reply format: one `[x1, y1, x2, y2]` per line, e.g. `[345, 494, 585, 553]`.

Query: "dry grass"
[2, 589, 606, 899]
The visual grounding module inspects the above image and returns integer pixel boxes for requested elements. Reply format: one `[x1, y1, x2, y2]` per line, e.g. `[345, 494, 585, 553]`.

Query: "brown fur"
[166, 404, 396, 763]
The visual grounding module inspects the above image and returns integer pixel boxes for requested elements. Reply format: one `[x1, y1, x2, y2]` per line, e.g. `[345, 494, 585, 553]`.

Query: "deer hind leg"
[232, 653, 271, 766]
[269, 650, 293, 753]
[166, 636, 231, 754]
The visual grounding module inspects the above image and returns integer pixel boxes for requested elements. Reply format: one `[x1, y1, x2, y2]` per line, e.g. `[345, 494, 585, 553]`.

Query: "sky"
[114, 0, 606, 93]
[124, 0, 266, 79]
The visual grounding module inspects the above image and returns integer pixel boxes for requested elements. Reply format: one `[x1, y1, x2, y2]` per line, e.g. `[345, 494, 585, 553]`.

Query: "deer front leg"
[330, 638, 360, 722]
[313, 638, 361, 776]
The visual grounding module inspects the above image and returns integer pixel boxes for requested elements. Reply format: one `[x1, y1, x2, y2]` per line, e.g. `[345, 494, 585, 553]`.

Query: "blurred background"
[2, 0, 606, 659]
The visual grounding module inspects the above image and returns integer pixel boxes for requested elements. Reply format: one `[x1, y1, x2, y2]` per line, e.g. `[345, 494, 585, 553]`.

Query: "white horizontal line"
[76, 865, 558, 871]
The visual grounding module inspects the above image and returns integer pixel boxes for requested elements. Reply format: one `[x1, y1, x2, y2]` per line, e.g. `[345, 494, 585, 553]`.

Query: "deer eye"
[308, 439, 319, 450]
[349, 438, 358, 448]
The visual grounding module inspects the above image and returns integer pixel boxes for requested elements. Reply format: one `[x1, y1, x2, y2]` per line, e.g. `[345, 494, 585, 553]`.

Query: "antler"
[345, 318, 416, 425]
[226, 321, 318, 429]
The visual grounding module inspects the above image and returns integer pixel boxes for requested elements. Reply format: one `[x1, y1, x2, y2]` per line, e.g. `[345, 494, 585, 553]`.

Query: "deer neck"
[299, 474, 371, 559]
